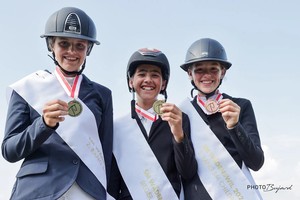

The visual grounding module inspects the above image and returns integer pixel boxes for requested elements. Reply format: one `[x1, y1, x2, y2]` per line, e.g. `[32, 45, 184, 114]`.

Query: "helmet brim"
[41, 32, 100, 45]
[180, 58, 232, 71]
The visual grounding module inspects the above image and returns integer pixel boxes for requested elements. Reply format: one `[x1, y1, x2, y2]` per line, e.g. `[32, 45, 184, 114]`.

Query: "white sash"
[113, 114, 179, 200]
[7, 70, 114, 199]
[180, 98, 262, 200]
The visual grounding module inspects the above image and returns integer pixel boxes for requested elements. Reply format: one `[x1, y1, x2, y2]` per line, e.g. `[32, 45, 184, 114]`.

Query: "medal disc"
[153, 100, 165, 115]
[205, 99, 219, 114]
[68, 99, 82, 117]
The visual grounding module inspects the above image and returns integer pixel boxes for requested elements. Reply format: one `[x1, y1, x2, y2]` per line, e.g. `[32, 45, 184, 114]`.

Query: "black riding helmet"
[180, 38, 231, 71]
[41, 7, 100, 75]
[180, 38, 232, 97]
[41, 7, 100, 53]
[126, 48, 170, 97]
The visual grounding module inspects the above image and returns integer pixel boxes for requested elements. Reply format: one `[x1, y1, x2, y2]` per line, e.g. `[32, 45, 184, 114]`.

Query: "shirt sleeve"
[228, 99, 264, 171]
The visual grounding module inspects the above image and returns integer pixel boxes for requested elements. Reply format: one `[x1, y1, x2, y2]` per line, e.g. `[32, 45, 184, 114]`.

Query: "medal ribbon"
[135, 104, 158, 122]
[197, 91, 223, 114]
[55, 67, 82, 99]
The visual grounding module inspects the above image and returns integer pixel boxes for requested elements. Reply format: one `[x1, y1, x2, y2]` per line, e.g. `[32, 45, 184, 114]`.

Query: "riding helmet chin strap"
[48, 52, 86, 76]
[190, 79, 223, 99]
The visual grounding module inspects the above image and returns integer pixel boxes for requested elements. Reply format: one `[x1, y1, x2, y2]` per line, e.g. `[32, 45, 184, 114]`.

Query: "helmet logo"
[201, 51, 208, 57]
[64, 13, 81, 34]
[138, 48, 162, 57]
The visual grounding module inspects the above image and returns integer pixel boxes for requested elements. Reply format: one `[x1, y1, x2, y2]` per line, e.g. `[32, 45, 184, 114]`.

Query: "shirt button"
[72, 159, 79, 165]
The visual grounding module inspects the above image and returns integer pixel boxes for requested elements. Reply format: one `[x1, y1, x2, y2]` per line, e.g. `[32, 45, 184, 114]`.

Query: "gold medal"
[205, 99, 219, 114]
[153, 100, 165, 115]
[68, 99, 82, 117]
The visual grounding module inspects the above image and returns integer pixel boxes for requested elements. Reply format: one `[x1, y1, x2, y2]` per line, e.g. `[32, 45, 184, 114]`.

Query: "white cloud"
[252, 142, 300, 199]
[253, 145, 279, 183]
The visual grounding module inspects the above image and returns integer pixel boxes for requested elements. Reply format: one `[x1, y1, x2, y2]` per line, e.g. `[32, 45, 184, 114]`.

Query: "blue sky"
[1, 1, 299, 199]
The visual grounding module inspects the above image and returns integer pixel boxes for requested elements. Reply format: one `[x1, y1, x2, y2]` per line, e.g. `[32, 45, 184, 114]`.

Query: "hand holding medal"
[153, 100, 184, 142]
[218, 99, 241, 129]
[43, 99, 69, 127]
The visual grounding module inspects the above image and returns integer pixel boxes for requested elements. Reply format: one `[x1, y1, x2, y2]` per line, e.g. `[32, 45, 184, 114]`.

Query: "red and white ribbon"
[54, 67, 82, 99]
[135, 104, 158, 122]
[197, 92, 223, 115]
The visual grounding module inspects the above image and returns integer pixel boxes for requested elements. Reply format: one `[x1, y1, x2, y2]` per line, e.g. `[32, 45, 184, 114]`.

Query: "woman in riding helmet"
[180, 38, 264, 200]
[2, 7, 113, 200]
[108, 48, 197, 199]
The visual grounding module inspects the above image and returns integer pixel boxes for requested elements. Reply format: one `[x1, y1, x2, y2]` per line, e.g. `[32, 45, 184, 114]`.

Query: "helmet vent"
[138, 48, 162, 57]
[64, 13, 81, 34]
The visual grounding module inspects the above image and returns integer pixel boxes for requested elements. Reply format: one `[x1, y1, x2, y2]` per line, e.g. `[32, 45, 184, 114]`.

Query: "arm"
[160, 103, 198, 180]
[2, 91, 55, 162]
[172, 113, 198, 180]
[221, 98, 264, 171]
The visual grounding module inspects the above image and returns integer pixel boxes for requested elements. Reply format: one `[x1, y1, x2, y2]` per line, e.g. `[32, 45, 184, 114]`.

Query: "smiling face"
[129, 64, 166, 109]
[51, 37, 89, 76]
[188, 61, 226, 96]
